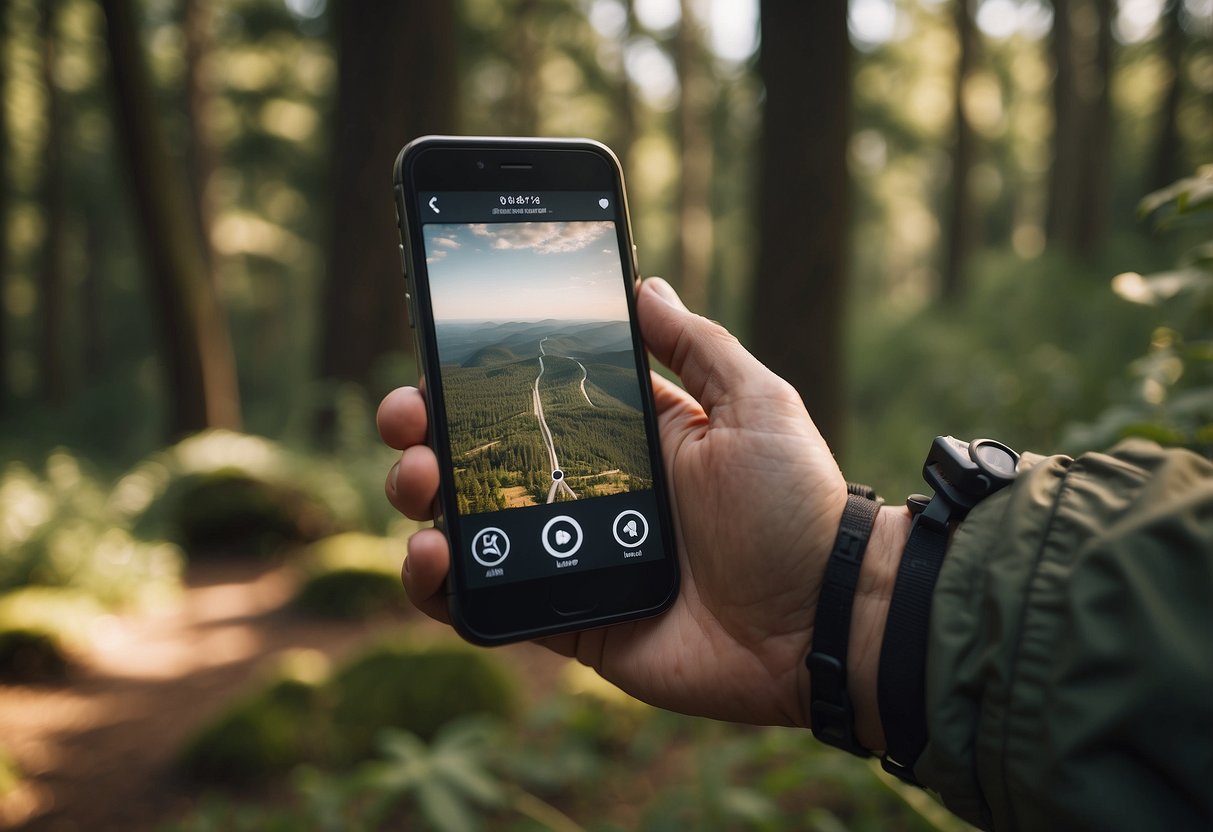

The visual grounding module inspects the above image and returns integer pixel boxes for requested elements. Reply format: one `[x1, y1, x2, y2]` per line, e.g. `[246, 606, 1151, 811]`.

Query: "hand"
[379, 278, 903, 733]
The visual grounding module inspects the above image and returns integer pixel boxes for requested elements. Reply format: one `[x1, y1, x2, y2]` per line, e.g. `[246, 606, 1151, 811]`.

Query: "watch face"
[971, 440, 1018, 480]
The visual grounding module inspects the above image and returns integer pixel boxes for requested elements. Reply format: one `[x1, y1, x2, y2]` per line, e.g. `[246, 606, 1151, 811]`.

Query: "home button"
[550, 584, 599, 618]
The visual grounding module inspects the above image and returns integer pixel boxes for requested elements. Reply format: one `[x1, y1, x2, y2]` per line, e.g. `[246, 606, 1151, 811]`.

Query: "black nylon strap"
[877, 497, 950, 783]
[808, 483, 883, 757]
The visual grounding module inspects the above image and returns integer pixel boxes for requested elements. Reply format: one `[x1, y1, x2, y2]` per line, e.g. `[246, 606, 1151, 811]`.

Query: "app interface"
[419, 191, 666, 589]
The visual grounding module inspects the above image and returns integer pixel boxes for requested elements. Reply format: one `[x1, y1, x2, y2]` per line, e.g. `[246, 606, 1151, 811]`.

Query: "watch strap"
[877, 494, 951, 784]
[808, 482, 883, 757]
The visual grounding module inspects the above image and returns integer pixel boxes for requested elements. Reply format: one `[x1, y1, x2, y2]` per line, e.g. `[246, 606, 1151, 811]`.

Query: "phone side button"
[404, 292, 416, 328]
[398, 243, 408, 277]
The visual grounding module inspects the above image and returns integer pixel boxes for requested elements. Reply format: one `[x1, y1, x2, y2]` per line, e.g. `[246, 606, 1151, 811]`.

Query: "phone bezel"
[394, 136, 679, 645]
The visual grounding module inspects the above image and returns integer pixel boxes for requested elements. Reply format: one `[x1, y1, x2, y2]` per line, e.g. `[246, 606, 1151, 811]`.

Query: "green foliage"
[178, 650, 334, 784]
[167, 718, 588, 832]
[122, 431, 369, 555]
[0, 453, 183, 608]
[292, 533, 407, 619]
[179, 640, 518, 785]
[1065, 169, 1213, 453]
[328, 642, 518, 763]
[846, 248, 1159, 497]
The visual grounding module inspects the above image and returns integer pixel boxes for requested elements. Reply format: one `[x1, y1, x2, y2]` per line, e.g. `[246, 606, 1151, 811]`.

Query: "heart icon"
[555, 530, 571, 546]
[598, 198, 609, 209]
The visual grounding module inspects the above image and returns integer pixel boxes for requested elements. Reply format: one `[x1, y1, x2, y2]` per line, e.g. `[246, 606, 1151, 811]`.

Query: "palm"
[547, 369, 846, 727]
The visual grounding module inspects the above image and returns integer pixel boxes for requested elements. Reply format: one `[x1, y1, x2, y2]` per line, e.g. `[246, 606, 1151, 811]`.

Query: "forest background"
[0, 0, 1210, 829]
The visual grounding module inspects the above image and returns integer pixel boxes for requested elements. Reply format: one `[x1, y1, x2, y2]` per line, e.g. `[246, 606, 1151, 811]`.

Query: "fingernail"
[388, 461, 400, 495]
[646, 277, 686, 310]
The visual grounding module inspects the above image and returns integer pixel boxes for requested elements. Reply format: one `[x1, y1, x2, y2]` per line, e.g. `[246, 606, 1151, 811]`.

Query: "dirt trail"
[0, 559, 565, 831]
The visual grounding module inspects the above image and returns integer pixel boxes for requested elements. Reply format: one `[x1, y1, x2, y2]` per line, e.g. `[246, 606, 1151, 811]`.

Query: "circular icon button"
[541, 515, 584, 559]
[471, 527, 510, 567]
[612, 509, 650, 548]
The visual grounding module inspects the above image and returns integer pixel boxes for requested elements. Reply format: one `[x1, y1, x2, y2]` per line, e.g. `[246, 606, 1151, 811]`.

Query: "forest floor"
[0, 558, 567, 831]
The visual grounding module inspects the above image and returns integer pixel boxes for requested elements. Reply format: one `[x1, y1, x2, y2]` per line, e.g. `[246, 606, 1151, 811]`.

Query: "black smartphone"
[392, 136, 679, 645]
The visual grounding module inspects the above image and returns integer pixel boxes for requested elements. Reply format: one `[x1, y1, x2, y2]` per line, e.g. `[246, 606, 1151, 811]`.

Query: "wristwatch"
[878, 436, 1020, 784]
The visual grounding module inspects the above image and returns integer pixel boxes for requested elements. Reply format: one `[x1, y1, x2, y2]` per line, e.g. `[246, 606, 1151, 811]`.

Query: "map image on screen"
[423, 220, 653, 516]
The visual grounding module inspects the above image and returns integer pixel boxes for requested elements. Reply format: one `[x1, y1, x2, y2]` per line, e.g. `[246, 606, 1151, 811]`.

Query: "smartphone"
[392, 136, 679, 645]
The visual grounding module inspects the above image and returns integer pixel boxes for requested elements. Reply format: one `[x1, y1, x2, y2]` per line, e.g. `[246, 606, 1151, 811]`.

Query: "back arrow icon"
[428, 197, 440, 213]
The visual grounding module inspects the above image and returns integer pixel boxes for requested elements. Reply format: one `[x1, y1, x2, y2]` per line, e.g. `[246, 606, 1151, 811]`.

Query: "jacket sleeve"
[914, 440, 1213, 832]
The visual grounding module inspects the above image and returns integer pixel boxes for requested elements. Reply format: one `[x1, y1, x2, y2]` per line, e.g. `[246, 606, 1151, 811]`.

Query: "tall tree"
[612, 0, 639, 179]
[39, 0, 66, 406]
[1150, 0, 1186, 190]
[317, 0, 458, 430]
[183, 0, 218, 271]
[101, 0, 242, 437]
[941, 0, 979, 302]
[1046, 0, 1114, 259]
[749, 2, 850, 448]
[0, 0, 9, 411]
[508, 0, 542, 134]
[674, 0, 714, 313]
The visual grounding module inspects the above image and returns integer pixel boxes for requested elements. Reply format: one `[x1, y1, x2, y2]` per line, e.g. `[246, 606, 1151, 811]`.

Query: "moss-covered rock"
[169, 469, 339, 557]
[0, 745, 21, 798]
[123, 431, 370, 558]
[0, 628, 68, 683]
[0, 587, 105, 681]
[178, 650, 333, 784]
[292, 533, 406, 619]
[328, 641, 518, 762]
[177, 641, 520, 784]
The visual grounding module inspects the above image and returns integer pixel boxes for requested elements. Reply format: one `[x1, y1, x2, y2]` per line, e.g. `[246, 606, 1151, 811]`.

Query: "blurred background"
[0, 0, 1209, 829]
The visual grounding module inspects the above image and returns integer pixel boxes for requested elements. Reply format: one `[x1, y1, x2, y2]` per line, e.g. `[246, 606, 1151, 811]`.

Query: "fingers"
[637, 278, 783, 414]
[377, 386, 429, 450]
[385, 444, 440, 520]
[402, 528, 452, 624]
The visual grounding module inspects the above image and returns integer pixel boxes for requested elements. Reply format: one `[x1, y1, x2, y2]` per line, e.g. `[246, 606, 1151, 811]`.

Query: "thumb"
[637, 277, 783, 413]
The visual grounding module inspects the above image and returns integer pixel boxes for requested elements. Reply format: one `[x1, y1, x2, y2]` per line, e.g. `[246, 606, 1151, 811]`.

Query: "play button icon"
[542, 515, 583, 559]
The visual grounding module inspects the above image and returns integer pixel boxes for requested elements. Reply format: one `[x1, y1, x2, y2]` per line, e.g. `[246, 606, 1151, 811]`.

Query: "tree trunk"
[509, 0, 541, 134]
[675, 0, 714, 314]
[1046, 0, 1113, 259]
[39, 0, 66, 406]
[81, 207, 107, 380]
[941, 0, 978, 302]
[1150, 0, 1185, 191]
[0, 0, 10, 412]
[101, 0, 242, 437]
[613, 0, 638, 179]
[183, 0, 218, 271]
[317, 0, 458, 434]
[749, 1, 850, 448]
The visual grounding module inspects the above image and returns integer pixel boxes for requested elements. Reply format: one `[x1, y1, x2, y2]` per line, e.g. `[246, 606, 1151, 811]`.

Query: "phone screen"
[416, 189, 668, 590]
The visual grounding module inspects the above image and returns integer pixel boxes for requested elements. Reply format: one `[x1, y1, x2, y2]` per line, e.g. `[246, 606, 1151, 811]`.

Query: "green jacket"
[917, 440, 1213, 831]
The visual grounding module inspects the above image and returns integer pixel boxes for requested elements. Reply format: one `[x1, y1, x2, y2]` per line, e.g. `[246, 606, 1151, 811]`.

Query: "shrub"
[328, 641, 519, 763]
[0, 454, 183, 609]
[292, 533, 407, 619]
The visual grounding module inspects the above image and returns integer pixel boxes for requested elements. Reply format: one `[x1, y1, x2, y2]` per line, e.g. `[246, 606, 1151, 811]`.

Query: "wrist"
[848, 503, 910, 752]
